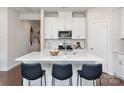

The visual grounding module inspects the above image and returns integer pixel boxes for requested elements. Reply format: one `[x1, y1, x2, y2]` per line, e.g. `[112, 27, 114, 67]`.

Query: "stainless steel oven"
[58, 31, 72, 39]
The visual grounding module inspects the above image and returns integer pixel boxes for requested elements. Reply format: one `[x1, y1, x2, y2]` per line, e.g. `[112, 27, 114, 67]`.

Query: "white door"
[90, 20, 109, 73]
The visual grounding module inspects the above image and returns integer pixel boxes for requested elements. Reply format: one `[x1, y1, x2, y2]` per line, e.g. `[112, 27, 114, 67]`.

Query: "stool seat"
[77, 64, 102, 86]
[52, 64, 73, 86]
[21, 63, 46, 86]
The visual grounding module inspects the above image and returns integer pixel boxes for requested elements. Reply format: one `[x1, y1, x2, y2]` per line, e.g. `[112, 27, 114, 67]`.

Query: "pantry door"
[89, 20, 109, 73]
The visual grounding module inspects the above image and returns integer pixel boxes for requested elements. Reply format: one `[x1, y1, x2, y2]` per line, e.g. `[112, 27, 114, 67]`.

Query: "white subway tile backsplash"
[45, 39, 85, 49]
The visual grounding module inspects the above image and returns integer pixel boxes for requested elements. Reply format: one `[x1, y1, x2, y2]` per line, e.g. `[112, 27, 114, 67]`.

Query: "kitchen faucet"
[63, 41, 67, 55]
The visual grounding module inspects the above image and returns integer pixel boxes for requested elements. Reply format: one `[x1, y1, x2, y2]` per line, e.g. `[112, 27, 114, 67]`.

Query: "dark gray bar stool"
[77, 64, 102, 86]
[21, 63, 46, 86]
[52, 64, 73, 86]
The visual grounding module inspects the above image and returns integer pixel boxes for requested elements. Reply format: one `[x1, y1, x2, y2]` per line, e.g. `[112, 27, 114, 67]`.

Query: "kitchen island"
[15, 51, 103, 86]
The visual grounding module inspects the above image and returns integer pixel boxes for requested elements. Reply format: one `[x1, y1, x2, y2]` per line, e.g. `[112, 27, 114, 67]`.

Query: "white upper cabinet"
[44, 17, 58, 39]
[72, 17, 86, 39]
[121, 8, 124, 38]
[44, 12, 86, 39]
[58, 11, 72, 30]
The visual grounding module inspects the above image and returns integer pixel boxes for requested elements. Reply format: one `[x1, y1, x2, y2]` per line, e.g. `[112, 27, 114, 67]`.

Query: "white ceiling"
[12, 7, 90, 13]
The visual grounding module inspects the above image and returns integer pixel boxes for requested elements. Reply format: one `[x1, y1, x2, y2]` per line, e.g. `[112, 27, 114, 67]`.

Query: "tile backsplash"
[45, 39, 85, 49]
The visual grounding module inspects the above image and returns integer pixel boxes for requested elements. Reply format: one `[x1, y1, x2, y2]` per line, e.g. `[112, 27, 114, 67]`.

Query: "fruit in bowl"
[50, 49, 59, 56]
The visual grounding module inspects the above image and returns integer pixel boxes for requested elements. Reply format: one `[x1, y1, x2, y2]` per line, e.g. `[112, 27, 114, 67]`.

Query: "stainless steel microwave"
[58, 31, 72, 39]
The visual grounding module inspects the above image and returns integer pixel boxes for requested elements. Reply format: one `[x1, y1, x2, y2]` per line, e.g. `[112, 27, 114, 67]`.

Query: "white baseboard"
[0, 68, 8, 71]
[114, 73, 124, 80]
[7, 62, 21, 71]
[107, 71, 114, 76]
[0, 62, 21, 71]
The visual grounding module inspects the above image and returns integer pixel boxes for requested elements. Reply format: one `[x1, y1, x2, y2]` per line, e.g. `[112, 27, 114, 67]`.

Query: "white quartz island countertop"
[15, 51, 103, 86]
[15, 51, 103, 63]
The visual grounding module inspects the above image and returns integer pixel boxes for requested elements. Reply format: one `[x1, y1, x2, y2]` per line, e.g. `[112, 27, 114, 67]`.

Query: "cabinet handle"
[119, 61, 123, 65]
[64, 26, 66, 29]
[114, 55, 118, 57]
[91, 48, 94, 50]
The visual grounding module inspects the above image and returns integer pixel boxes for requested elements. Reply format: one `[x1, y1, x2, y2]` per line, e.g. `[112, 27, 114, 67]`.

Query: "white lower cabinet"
[113, 53, 124, 79]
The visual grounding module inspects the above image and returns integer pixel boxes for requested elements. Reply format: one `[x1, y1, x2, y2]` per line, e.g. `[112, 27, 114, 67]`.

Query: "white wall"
[0, 8, 8, 70]
[87, 8, 124, 50]
[87, 8, 112, 50]
[111, 8, 124, 50]
[0, 8, 40, 71]
[7, 8, 40, 70]
[87, 7, 124, 75]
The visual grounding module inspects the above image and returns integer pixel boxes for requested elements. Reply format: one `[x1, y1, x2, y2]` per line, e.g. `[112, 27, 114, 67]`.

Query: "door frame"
[88, 19, 111, 74]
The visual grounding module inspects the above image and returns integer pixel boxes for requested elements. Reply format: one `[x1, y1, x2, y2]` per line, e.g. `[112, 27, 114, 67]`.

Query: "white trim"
[0, 68, 8, 71]
[0, 62, 21, 71]
[7, 62, 21, 71]
[19, 13, 40, 20]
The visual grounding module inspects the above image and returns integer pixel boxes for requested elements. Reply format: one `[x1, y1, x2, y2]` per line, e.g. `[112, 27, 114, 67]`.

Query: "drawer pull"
[119, 61, 123, 65]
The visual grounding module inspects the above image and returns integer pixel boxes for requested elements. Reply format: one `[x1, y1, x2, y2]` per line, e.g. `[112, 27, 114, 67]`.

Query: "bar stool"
[21, 63, 46, 86]
[77, 64, 102, 86]
[52, 64, 73, 86]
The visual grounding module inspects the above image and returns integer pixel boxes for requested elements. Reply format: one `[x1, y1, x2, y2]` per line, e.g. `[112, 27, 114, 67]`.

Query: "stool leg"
[69, 77, 72, 86]
[44, 73, 46, 86]
[52, 77, 55, 86]
[80, 77, 82, 86]
[28, 80, 30, 86]
[21, 78, 23, 86]
[93, 80, 95, 86]
[99, 77, 102, 86]
[41, 77, 42, 86]
[77, 73, 79, 86]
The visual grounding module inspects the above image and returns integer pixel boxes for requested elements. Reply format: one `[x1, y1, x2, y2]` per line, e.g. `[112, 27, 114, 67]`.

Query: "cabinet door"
[113, 54, 119, 75]
[51, 18, 58, 39]
[118, 55, 124, 78]
[44, 17, 52, 39]
[58, 12, 66, 30]
[72, 17, 86, 39]
[58, 11, 72, 30]
[44, 17, 58, 39]
[65, 12, 72, 30]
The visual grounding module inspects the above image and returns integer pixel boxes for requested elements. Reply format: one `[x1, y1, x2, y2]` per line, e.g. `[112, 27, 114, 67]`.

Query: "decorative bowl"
[50, 49, 59, 56]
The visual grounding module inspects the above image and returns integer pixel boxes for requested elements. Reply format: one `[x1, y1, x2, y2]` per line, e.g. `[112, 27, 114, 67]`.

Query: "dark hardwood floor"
[0, 65, 22, 86]
[0, 65, 124, 86]
[97, 73, 124, 86]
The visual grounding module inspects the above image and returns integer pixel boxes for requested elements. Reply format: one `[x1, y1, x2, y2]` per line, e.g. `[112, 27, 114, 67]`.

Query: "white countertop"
[18, 51, 103, 86]
[15, 51, 103, 62]
[113, 50, 124, 55]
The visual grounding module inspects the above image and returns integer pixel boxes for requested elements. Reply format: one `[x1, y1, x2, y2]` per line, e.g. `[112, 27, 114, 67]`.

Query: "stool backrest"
[52, 64, 73, 80]
[81, 64, 102, 80]
[21, 63, 43, 80]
